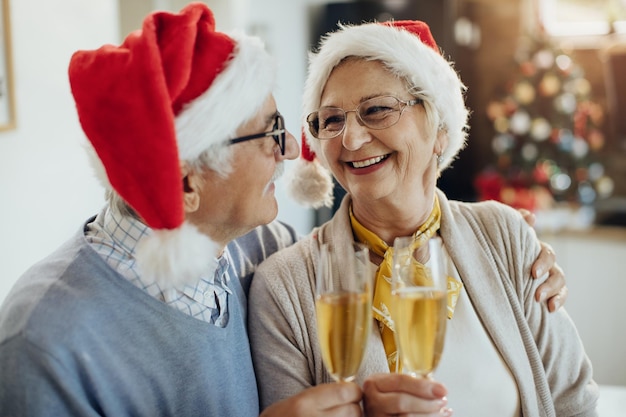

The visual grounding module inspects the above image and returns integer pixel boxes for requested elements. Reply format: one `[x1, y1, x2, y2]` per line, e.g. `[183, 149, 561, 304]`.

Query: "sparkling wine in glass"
[315, 242, 372, 382]
[390, 236, 447, 378]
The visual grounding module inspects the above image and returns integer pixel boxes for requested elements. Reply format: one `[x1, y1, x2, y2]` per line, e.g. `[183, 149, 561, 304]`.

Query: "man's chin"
[258, 200, 279, 226]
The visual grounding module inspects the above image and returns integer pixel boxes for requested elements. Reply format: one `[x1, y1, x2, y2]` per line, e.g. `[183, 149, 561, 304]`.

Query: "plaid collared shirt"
[85, 206, 232, 326]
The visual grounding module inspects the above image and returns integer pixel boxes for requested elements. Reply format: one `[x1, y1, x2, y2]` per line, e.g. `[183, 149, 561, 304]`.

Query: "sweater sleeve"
[248, 239, 324, 410]
[517, 221, 599, 416]
[475, 202, 599, 416]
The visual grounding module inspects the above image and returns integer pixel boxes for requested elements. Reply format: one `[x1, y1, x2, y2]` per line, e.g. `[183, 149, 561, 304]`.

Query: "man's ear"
[181, 162, 201, 213]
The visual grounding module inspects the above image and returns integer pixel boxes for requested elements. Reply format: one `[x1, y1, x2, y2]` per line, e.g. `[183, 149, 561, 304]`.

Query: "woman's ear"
[434, 127, 449, 156]
[181, 162, 201, 213]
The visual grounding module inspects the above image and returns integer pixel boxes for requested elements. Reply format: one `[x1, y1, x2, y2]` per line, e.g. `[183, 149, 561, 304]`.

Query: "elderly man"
[0, 3, 566, 417]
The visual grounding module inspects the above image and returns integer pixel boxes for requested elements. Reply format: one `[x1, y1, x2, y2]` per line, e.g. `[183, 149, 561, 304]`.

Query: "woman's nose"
[342, 111, 371, 151]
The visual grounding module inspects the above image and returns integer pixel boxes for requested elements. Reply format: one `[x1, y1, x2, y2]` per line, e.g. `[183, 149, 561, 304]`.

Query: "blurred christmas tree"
[475, 35, 615, 213]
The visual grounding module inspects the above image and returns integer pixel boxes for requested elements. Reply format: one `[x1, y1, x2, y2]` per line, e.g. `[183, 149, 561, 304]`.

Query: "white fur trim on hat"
[175, 32, 276, 175]
[135, 221, 221, 290]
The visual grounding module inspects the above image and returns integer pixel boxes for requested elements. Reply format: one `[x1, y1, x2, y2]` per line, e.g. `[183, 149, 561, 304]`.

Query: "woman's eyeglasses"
[306, 95, 422, 140]
[229, 113, 286, 155]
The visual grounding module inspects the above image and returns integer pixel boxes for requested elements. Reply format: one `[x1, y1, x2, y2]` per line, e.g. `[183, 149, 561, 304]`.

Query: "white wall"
[0, 0, 118, 304]
[0, 0, 329, 304]
[540, 229, 626, 386]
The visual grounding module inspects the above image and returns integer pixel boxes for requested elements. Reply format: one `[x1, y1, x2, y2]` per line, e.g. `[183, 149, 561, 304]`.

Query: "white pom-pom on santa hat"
[288, 130, 334, 209]
[136, 223, 220, 290]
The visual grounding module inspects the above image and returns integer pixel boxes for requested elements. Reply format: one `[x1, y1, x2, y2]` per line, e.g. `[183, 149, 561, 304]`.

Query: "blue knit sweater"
[0, 219, 298, 416]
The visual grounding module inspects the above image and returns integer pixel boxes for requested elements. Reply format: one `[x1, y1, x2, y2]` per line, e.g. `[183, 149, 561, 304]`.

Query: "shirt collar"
[101, 206, 231, 295]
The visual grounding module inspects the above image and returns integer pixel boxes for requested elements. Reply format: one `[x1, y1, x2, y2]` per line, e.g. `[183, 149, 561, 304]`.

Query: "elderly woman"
[249, 20, 598, 416]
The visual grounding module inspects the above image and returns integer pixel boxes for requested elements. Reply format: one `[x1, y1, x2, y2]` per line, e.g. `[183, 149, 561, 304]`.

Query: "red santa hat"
[291, 20, 469, 208]
[68, 2, 275, 288]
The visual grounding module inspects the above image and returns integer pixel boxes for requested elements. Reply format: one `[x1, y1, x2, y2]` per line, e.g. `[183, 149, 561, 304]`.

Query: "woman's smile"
[348, 154, 390, 169]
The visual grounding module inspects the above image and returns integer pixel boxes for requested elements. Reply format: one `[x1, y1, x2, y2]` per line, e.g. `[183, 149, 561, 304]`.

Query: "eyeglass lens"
[308, 96, 415, 139]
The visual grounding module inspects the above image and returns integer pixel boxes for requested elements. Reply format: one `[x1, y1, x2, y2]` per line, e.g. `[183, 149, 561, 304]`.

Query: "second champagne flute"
[390, 236, 447, 379]
[315, 242, 372, 382]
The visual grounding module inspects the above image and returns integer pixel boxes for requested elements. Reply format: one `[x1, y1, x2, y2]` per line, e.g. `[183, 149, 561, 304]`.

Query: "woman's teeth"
[351, 155, 387, 168]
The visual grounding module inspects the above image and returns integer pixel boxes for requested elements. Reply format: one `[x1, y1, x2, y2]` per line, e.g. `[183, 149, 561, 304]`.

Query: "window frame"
[539, 0, 626, 39]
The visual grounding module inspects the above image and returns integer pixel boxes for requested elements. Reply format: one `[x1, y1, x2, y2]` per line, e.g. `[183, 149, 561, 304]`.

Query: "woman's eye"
[322, 115, 345, 129]
[363, 105, 393, 118]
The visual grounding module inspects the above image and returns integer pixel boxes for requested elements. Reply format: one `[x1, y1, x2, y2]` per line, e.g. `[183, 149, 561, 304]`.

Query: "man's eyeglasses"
[306, 95, 422, 140]
[229, 113, 286, 155]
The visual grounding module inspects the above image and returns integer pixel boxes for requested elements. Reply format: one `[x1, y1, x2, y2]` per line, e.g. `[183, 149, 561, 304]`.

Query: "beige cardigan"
[248, 190, 598, 416]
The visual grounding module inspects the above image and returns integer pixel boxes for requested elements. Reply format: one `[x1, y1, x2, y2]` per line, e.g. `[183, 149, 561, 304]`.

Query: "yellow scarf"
[350, 196, 462, 372]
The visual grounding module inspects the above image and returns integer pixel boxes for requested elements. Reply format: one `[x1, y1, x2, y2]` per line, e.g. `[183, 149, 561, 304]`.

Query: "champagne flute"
[390, 236, 447, 378]
[315, 242, 372, 382]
